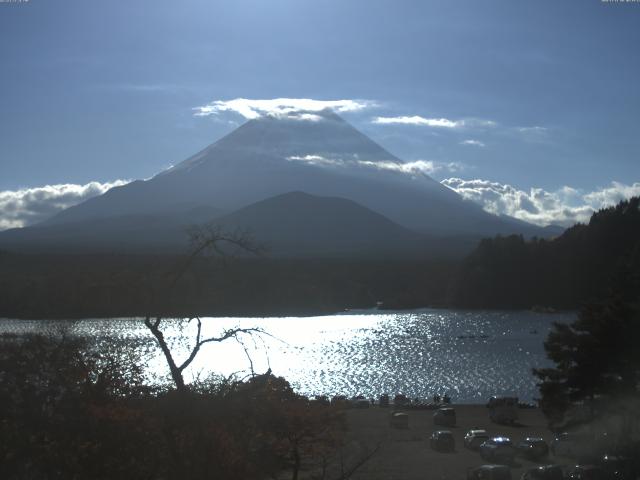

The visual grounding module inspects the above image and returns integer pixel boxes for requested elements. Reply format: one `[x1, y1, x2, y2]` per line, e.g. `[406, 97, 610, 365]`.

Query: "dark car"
[394, 393, 409, 407]
[430, 430, 455, 452]
[517, 437, 550, 460]
[480, 437, 518, 464]
[551, 432, 592, 459]
[353, 395, 370, 409]
[567, 465, 607, 480]
[468, 465, 512, 480]
[433, 407, 456, 427]
[600, 455, 635, 480]
[520, 465, 565, 480]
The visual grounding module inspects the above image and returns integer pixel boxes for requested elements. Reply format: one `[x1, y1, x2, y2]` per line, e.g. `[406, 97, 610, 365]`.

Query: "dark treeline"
[2, 197, 638, 318]
[449, 197, 640, 309]
[0, 253, 456, 319]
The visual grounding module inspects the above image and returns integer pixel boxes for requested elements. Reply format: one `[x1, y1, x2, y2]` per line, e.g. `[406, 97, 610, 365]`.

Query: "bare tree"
[144, 222, 265, 393]
[144, 316, 263, 393]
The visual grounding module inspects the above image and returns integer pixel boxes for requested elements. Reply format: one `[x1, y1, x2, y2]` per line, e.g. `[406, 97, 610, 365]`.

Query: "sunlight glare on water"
[0, 309, 574, 403]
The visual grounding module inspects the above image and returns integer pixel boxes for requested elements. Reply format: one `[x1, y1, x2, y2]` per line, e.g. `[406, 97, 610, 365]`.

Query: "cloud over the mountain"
[286, 154, 342, 166]
[0, 180, 129, 230]
[460, 139, 486, 147]
[372, 115, 496, 129]
[372, 116, 462, 128]
[442, 178, 640, 227]
[285, 153, 465, 176]
[194, 98, 375, 119]
[358, 159, 466, 175]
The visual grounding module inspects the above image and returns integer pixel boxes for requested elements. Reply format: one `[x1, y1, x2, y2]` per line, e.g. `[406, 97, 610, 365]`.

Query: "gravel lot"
[343, 404, 562, 480]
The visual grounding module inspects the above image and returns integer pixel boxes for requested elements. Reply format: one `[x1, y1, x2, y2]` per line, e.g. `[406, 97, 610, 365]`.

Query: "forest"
[0, 197, 638, 318]
[448, 197, 640, 310]
[0, 253, 455, 319]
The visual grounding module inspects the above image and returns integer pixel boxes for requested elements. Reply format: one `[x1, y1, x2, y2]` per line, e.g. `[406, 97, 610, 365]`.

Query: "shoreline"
[0, 305, 576, 321]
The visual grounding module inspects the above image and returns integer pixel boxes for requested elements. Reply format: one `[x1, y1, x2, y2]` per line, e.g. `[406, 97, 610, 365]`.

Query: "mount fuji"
[0, 110, 550, 256]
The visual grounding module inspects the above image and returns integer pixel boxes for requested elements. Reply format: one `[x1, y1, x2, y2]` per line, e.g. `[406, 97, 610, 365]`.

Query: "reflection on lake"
[0, 309, 574, 403]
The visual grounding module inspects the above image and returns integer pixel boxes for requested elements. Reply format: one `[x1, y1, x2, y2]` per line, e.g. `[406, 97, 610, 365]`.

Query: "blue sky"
[0, 0, 639, 228]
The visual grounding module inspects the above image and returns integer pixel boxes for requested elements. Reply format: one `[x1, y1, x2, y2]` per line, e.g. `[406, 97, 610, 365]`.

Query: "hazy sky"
[0, 0, 639, 228]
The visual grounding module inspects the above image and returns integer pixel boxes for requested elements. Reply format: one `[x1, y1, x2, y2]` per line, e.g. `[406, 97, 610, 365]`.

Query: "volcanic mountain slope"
[0, 205, 224, 254]
[0, 110, 551, 256]
[1, 191, 479, 257]
[40, 110, 542, 235]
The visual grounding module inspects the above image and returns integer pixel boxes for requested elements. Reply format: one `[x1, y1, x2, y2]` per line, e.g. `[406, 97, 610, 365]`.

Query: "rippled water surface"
[0, 309, 574, 403]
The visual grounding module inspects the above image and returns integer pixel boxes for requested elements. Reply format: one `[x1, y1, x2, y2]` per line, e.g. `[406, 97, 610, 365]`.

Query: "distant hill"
[214, 191, 428, 257]
[449, 197, 640, 309]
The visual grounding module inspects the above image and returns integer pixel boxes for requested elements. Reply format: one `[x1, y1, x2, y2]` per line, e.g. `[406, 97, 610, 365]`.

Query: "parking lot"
[344, 404, 559, 480]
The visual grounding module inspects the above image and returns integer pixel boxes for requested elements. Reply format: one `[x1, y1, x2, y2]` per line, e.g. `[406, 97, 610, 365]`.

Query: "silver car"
[479, 437, 517, 464]
[465, 429, 490, 450]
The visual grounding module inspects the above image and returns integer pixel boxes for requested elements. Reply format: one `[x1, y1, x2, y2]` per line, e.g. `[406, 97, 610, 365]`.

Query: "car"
[310, 395, 330, 405]
[352, 395, 370, 408]
[520, 465, 565, 480]
[467, 465, 513, 480]
[599, 455, 635, 480]
[551, 432, 593, 459]
[487, 396, 519, 424]
[479, 437, 518, 464]
[517, 437, 550, 460]
[389, 411, 409, 429]
[566, 465, 607, 480]
[331, 395, 348, 407]
[433, 407, 456, 427]
[430, 430, 455, 452]
[394, 393, 409, 407]
[465, 429, 490, 450]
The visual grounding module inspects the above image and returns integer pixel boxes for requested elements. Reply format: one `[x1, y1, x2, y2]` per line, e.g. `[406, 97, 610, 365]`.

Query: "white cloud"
[372, 115, 463, 128]
[516, 126, 547, 134]
[442, 178, 640, 227]
[512, 125, 551, 143]
[194, 98, 375, 119]
[289, 113, 323, 122]
[284, 152, 465, 177]
[285, 154, 342, 166]
[372, 115, 497, 131]
[0, 180, 129, 230]
[582, 181, 640, 208]
[358, 159, 466, 175]
[460, 139, 486, 147]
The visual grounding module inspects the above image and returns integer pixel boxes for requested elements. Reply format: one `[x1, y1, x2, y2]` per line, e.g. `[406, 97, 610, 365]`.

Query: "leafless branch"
[236, 335, 256, 377]
[144, 221, 268, 392]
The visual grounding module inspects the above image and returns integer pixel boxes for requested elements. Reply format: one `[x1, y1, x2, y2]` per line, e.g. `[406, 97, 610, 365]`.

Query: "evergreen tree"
[533, 268, 640, 426]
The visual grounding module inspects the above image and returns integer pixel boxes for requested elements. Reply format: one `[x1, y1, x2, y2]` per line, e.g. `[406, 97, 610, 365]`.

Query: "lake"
[0, 309, 574, 403]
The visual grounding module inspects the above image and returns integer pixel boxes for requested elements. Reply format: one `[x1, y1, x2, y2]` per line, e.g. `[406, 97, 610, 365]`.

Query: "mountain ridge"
[2, 110, 555, 256]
